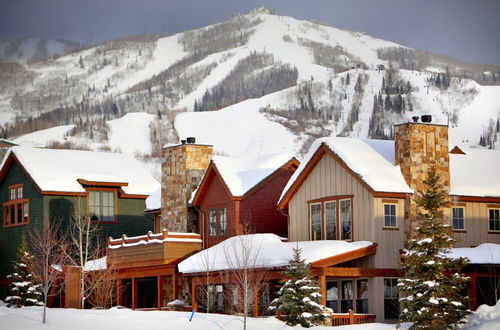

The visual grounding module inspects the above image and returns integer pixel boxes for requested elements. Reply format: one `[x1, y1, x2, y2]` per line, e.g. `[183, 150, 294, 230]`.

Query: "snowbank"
[464, 300, 500, 329]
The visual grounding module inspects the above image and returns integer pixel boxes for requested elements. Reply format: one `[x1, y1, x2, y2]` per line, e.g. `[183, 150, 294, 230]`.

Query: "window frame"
[383, 203, 397, 228]
[383, 278, 400, 320]
[87, 188, 118, 224]
[489, 208, 500, 232]
[207, 207, 228, 237]
[3, 183, 30, 227]
[452, 206, 465, 231]
[308, 195, 353, 241]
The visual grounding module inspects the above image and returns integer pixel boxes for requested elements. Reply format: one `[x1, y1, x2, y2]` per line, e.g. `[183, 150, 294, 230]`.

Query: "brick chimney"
[161, 138, 213, 232]
[394, 116, 451, 239]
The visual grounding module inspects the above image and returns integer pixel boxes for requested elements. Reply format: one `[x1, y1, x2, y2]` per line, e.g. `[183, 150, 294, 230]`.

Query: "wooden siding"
[239, 167, 294, 238]
[0, 162, 44, 279]
[452, 202, 500, 247]
[196, 172, 236, 248]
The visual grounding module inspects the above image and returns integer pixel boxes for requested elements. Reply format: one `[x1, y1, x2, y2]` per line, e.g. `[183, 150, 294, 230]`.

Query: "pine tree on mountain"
[398, 167, 470, 330]
[269, 247, 330, 328]
[346, 72, 350, 85]
[5, 234, 43, 308]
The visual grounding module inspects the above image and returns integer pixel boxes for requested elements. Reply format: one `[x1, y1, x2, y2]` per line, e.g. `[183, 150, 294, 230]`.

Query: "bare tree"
[84, 256, 120, 309]
[195, 247, 217, 313]
[223, 232, 269, 330]
[28, 220, 68, 324]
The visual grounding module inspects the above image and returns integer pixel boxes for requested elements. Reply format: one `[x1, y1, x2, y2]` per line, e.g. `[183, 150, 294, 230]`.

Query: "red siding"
[239, 167, 294, 238]
[196, 166, 296, 247]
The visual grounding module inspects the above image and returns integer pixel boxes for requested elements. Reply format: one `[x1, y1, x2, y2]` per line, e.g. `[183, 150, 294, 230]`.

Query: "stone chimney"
[394, 116, 451, 239]
[161, 138, 213, 232]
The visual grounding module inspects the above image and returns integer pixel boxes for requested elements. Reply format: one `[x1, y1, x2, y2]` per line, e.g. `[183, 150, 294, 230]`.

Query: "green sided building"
[0, 146, 159, 298]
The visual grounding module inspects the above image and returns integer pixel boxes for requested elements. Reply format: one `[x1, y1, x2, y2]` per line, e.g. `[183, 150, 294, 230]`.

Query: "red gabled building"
[191, 153, 299, 248]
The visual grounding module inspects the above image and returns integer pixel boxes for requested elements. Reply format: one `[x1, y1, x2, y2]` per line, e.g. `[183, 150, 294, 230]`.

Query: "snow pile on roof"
[447, 243, 500, 264]
[450, 148, 500, 197]
[145, 188, 161, 211]
[178, 233, 373, 273]
[210, 152, 295, 196]
[280, 137, 412, 203]
[465, 299, 500, 330]
[1, 146, 159, 195]
[84, 256, 107, 272]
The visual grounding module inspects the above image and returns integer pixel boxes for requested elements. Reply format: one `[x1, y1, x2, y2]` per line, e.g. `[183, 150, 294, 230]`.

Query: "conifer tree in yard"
[269, 246, 331, 327]
[398, 167, 470, 329]
[5, 234, 43, 307]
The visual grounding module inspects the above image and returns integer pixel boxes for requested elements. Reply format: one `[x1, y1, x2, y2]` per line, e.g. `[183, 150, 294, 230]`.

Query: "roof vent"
[186, 137, 196, 144]
[412, 116, 419, 123]
[421, 115, 432, 123]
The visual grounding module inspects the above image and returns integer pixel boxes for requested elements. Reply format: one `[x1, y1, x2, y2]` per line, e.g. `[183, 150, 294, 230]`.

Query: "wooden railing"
[331, 310, 376, 326]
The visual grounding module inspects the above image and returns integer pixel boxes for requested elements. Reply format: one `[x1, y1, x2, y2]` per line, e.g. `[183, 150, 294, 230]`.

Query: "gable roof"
[278, 137, 412, 208]
[191, 152, 298, 204]
[0, 146, 159, 196]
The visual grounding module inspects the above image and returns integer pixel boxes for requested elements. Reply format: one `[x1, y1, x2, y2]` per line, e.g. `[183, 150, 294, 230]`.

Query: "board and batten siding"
[288, 153, 375, 244]
[452, 202, 500, 247]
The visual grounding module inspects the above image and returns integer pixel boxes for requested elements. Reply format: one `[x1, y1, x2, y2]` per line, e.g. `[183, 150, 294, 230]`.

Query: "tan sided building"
[278, 116, 500, 322]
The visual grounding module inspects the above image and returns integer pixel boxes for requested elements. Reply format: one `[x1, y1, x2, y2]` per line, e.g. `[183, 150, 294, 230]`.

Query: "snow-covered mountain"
[0, 37, 83, 63]
[2, 8, 499, 157]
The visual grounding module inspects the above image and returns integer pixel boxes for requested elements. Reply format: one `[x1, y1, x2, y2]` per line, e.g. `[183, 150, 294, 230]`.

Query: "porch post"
[173, 272, 179, 299]
[117, 280, 123, 306]
[157, 275, 163, 309]
[320, 275, 327, 307]
[192, 280, 198, 312]
[253, 286, 259, 317]
[132, 278, 137, 310]
[469, 272, 477, 311]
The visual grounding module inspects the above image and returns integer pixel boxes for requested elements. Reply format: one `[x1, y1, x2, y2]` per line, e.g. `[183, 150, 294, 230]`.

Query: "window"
[356, 279, 369, 314]
[384, 278, 400, 319]
[207, 208, 227, 237]
[490, 209, 500, 232]
[89, 190, 116, 222]
[326, 281, 339, 312]
[3, 184, 29, 227]
[384, 204, 397, 227]
[341, 280, 354, 313]
[308, 196, 352, 241]
[452, 207, 465, 230]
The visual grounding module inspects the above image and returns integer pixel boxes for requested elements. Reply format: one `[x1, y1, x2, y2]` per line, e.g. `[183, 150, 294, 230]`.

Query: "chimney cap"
[421, 115, 432, 123]
[186, 137, 196, 144]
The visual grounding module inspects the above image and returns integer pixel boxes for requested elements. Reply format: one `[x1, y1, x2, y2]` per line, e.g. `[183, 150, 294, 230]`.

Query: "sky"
[0, 0, 499, 66]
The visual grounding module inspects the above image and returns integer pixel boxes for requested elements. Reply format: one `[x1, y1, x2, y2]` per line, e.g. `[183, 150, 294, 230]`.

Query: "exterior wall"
[288, 153, 375, 244]
[196, 172, 236, 248]
[161, 144, 213, 232]
[0, 162, 44, 280]
[451, 201, 500, 247]
[394, 122, 451, 240]
[239, 167, 294, 238]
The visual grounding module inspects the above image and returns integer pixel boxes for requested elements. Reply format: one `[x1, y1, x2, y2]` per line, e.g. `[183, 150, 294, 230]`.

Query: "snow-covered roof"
[279, 137, 413, 204]
[178, 233, 373, 273]
[84, 256, 107, 272]
[448, 243, 500, 264]
[108, 231, 202, 250]
[0, 146, 159, 196]
[145, 188, 161, 211]
[450, 148, 500, 197]
[205, 152, 296, 197]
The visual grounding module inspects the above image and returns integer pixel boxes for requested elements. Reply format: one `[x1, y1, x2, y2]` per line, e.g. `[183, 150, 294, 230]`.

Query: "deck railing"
[331, 310, 376, 326]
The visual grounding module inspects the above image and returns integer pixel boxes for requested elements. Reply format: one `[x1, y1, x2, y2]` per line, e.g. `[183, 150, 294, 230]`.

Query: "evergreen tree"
[5, 234, 43, 307]
[398, 167, 470, 329]
[270, 247, 330, 328]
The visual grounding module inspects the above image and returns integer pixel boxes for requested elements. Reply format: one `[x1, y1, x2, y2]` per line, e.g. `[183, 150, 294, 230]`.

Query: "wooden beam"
[310, 244, 377, 268]
[313, 267, 403, 278]
[157, 275, 163, 309]
[253, 286, 259, 317]
[173, 273, 179, 300]
[192, 283, 198, 312]
[132, 278, 137, 310]
[469, 272, 478, 311]
[114, 264, 176, 279]
[117, 280, 123, 306]
[319, 275, 326, 307]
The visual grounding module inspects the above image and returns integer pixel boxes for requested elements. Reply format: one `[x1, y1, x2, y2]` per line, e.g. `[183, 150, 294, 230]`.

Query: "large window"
[452, 207, 465, 231]
[309, 197, 352, 241]
[89, 190, 116, 222]
[490, 209, 500, 232]
[207, 208, 227, 237]
[384, 204, 397, 227]
[384, 278, 400, 319]
[3, 184, 29, 227]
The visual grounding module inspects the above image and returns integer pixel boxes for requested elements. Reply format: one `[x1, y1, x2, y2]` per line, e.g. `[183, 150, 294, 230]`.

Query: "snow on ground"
[464, 300, 500, 329]
[12, 125, 75, 147]
[0, 303, 395, 330]
[107, 112, 155, 156]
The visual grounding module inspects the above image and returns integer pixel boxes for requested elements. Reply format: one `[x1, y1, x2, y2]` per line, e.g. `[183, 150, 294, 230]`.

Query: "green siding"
[0, 162, 153, 281]
[0, 162, 44, 279]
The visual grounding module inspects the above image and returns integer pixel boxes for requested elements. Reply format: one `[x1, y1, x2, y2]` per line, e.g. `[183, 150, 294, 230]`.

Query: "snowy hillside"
[1, 8, 499, 156]
[0, 37, 82, 62]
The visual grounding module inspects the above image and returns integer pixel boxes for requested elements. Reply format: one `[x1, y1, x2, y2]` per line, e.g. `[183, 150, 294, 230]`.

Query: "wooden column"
[192, 282, 198, 311]
[320, 275, 327, 307]
[132, 278, 137, 310]
[157, 275, 163, 309]
[117, 280, 123, 306]
[173, 273, 179, 299]
[253, 286, 259, 317]
[469, 272, 478, 311]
